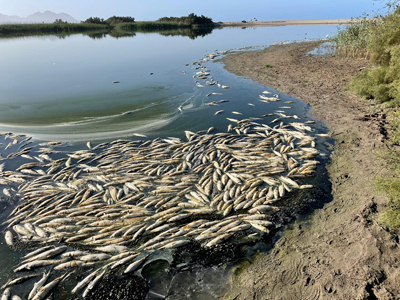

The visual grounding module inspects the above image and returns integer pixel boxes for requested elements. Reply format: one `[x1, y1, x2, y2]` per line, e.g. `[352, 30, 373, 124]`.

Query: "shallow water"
[0, 25, 336, 299]
[0, 25, 337, 142]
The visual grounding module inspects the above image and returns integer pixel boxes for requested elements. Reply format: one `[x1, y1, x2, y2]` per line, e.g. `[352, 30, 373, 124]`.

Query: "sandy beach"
[220, 42, 400, 299]
[219, 19, 354, 27]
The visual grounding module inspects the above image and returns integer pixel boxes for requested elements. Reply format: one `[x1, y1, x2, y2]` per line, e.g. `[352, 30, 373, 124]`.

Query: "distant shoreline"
[217, 18, 355, 27]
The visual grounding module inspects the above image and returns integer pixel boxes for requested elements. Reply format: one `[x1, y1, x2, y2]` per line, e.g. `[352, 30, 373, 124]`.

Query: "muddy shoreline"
[221, 42, 400, 299]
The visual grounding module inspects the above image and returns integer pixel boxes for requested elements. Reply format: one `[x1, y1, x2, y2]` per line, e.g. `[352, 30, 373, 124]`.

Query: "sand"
[220, 41, 400, 299]
[218, 19, 354, 27]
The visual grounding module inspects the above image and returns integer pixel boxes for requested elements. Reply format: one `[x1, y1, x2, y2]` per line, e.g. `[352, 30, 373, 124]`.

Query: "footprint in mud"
[280, 258, 303, 285]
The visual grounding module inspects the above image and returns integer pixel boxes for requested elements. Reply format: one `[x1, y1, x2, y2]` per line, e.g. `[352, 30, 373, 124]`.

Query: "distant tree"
[105, 16, 135, 26]
[54, 19, 67, 24]
[82, 17, 106, 24]
[157, 13, 213, 26]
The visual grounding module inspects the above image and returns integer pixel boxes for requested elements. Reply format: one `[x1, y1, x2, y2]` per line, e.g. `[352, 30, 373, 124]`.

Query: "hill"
[0, 11, 79, 24]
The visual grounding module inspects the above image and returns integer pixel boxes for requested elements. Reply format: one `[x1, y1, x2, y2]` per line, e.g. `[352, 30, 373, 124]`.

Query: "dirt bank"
[221, 42, 400, 299]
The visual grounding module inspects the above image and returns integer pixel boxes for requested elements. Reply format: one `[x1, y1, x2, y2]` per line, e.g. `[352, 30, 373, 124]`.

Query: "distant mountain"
[0, 11, 79, 24]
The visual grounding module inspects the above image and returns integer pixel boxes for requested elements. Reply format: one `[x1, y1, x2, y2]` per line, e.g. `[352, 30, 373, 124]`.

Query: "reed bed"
[334, 16, 378, 58]
[0, 23, 111, 35]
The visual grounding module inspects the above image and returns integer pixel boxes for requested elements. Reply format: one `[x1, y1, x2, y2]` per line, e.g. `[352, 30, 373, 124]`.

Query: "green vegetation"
[376, 151, 400, 233]
[82, 17, 107, 24]
[0, 23, 110, 35]
[116, 13, 214, 31]
[54, 19, 68, 24]
[83, 16, 135, 26]
[105, 16, 135, 26]
[334, 15, 379, 58]
[335, 4, 400, 233]
[157, 13, 213, 26]
[335, 8, 400, 107]
[263, 64, 272, 68]
[0, 13, 214, 37]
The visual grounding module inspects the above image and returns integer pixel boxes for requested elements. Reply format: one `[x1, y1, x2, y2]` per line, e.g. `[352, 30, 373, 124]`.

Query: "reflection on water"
[0, 24, 339, 142]
[84, 27, 214, 40]
[0, 27, 213, 40]
[307, 41, 336, 56]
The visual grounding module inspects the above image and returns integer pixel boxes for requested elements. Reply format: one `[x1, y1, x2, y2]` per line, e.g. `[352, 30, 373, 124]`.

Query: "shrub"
[157, 13, 213, 26]
[105, 16, 135, 26]
[369, 8, 400, 65]
[82, 17, 106, 24]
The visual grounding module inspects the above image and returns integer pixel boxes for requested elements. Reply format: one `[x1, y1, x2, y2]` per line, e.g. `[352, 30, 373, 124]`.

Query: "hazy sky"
[0, 0, 382, 22]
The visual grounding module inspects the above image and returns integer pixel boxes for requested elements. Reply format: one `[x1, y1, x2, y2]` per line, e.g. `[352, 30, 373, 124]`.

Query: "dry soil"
[221, 41, 400, 300]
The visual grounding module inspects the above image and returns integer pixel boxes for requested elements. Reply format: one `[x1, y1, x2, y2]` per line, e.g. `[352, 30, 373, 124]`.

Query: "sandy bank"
[220, 42, 400, 299]
[219, 19, 354, 27]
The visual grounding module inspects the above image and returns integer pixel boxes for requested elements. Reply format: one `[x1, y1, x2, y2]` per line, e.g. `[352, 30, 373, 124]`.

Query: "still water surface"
[0, 25, 337, 142]
[0, 25, 336, 299]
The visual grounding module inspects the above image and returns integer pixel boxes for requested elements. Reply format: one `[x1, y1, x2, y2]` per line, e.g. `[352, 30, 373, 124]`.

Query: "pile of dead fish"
[0, 116, 321, 299]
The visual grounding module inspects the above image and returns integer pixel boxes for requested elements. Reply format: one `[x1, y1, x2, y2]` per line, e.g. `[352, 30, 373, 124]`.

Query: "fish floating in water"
[0, 51, 323, 298]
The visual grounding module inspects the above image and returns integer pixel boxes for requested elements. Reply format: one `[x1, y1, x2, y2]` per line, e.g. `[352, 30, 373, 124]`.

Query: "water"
[0, 25, 337, 142]
[307, 41, 336, 56]
[0, 25, 336, 299]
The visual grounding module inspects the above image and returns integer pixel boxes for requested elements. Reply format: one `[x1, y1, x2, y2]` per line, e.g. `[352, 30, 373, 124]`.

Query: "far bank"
[217, 18, 354, 27]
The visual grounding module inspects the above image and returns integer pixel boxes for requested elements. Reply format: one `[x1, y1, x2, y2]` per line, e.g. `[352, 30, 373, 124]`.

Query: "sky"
[0, 0, 383, 22]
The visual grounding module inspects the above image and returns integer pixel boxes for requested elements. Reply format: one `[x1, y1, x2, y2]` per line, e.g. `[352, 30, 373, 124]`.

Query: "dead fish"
[23, 246, 66, 263]
[5, 231, 13, 247]
[82, 268, 107, 298]
[94, 245, 129, 253]
[124, 255, 148, 274]
[160, 239, 189, 249]
[3, 188, 11, 197]
[28, 270, 51, 300]
[316, 133, 330, 137]
[110, 253, 139, 270]
[79, 254, 111, 262]
[55, 260, 90, 270]
[1, 288, 10, 300]
[22, 246, 54, 260]
[71, 270, 98, 294]
[14, 259, 67, 272]
[1, 274, 38, 289]
[31, 272, 69, 300]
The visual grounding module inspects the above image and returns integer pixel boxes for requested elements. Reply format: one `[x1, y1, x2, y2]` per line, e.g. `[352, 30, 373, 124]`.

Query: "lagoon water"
[0, 25, 336, 299]
[0, 25, 337, 143]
